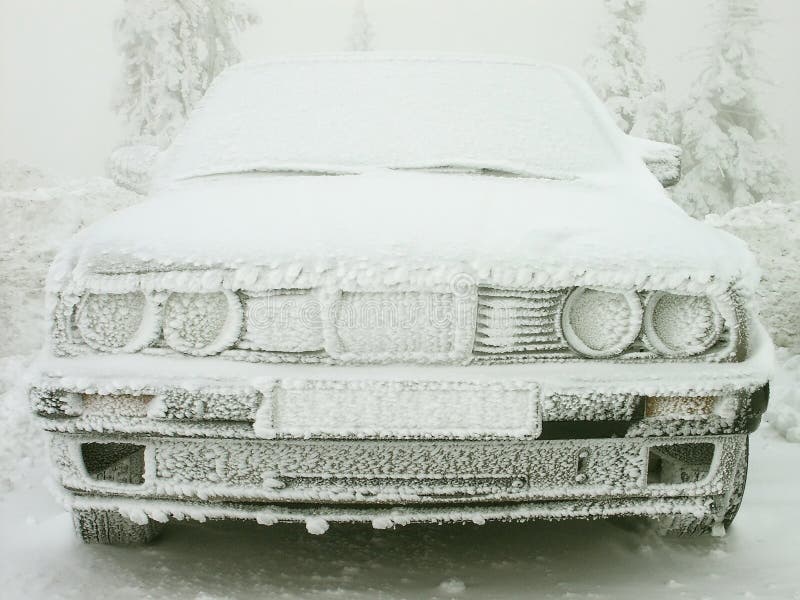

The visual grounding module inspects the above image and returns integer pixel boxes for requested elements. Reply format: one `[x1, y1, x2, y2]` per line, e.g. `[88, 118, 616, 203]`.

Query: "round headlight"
[644, 292, 722, 357]
[163, 291, 243, 356]
[561, 287, 642, 358]
[77, 292, 158, 352]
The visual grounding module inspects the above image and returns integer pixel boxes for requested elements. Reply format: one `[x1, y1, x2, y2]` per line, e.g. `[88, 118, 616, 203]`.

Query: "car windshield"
[158, 57, 626, 184]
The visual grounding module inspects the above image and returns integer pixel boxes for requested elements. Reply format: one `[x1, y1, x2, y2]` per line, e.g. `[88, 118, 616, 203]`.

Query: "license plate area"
[254, 380, 541, 439]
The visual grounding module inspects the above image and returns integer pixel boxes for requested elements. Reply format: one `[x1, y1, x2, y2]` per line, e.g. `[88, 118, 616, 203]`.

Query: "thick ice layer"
[49, 170, 758, 297]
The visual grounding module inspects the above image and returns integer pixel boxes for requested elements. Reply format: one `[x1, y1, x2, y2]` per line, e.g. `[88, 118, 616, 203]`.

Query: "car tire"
[72, 508, 164, 545]
[655, 439, 748, 537]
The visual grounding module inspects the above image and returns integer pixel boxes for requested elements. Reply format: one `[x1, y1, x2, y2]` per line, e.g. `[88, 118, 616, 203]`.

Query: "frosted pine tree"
[114, 0, 258, 148]
[673, 0, 787, 217]
[630, 79, 672, 143]
[348, 0, 374, 52]
[584, 0, 669, 140]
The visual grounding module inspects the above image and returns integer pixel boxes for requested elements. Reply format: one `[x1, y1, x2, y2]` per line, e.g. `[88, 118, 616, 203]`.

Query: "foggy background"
[1, 0, 799, 180]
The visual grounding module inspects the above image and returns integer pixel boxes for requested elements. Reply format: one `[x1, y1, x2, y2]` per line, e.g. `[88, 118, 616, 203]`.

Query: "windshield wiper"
[183, 164, 577, 182]
[389, 164, 575, 180]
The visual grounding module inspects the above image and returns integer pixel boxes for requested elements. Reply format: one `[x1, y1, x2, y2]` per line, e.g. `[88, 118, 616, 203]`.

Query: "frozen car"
[29, 56, 772, 544]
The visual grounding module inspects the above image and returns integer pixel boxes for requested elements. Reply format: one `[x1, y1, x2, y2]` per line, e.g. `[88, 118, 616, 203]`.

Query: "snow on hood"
[49, 170, 759, 297]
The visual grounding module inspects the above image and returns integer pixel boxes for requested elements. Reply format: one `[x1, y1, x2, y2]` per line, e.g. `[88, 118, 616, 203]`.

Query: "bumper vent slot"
[81, 442, 145, 485]
[647, 443, 715, 485]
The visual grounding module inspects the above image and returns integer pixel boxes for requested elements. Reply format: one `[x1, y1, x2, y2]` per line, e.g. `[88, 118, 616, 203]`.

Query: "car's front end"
[27, 56, 772, 543]
[30, 245, 771, 541]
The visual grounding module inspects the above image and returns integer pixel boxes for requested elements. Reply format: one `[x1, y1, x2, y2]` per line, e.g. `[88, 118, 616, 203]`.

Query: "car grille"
[472, 287, 572, 361]
[56, 282, 738, 365]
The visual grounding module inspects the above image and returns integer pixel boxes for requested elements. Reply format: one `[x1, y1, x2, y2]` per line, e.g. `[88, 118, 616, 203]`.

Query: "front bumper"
[29, 325, 772, 528]
[52, 433, 745, 525]
[51, 433, 745, 502]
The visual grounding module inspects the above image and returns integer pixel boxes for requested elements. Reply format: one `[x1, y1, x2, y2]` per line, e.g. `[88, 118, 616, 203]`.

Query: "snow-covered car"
[28, 56, 772, 544]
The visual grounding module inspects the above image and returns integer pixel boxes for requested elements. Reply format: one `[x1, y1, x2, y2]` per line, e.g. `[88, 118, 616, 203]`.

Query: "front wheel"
[72, 508, 164, 545]
[656, 439, 748, 537]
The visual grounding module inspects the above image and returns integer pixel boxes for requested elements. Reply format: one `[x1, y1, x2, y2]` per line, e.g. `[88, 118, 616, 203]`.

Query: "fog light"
[644, 396, 717, 419]
[81, 394, 154, 418]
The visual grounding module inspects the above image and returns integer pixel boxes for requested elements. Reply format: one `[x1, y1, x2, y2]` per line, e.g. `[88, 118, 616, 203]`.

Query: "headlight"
[561, 287, 642, 358]
[643, 292, 722, 357]
[163, 291, 243, 356]
[76, 292, 158, 352]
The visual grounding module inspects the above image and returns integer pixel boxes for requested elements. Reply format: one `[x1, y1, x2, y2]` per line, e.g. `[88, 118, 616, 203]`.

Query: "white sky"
[1, 0, 798, 181]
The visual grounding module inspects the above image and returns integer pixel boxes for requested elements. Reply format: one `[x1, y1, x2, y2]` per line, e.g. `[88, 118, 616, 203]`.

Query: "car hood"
[50, 170, 759, 297]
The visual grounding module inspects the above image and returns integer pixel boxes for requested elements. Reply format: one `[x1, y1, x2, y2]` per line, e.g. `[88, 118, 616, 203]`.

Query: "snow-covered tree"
[673, 0, 788, 217]
[630, 79, 672, 143]
[114, 0, 258, 148]
[584, 0, 669, 139]
[348, 0, 374, 52]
